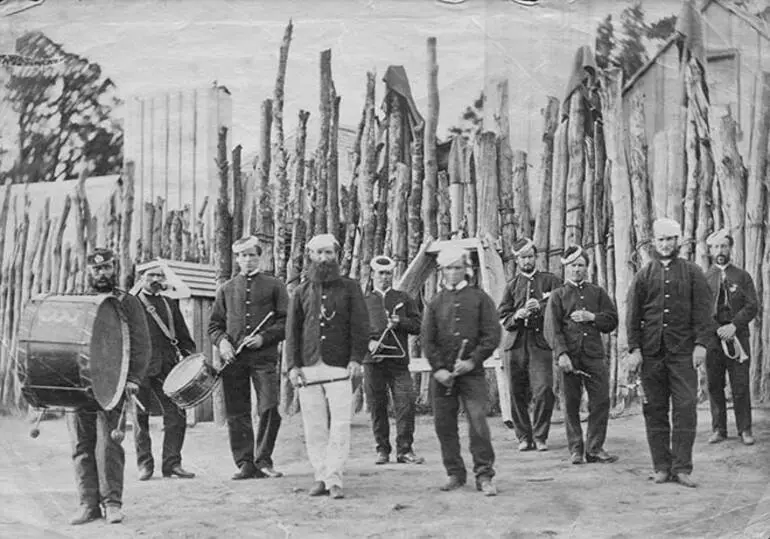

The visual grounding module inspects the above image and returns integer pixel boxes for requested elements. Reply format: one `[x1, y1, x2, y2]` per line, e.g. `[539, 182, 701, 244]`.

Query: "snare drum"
[17, 294, 130, 411]
[163, 353, 220, 409]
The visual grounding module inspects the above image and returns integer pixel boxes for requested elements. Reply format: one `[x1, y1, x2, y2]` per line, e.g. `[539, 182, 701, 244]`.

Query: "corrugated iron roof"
[164, 259, 218, 298]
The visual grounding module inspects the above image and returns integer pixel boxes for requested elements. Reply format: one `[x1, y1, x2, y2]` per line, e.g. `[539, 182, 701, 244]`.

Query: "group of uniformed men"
[65, 216, 758, 525]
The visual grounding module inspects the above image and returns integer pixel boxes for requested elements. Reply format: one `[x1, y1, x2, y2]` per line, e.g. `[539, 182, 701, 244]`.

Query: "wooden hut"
[621, 0, 770, 217]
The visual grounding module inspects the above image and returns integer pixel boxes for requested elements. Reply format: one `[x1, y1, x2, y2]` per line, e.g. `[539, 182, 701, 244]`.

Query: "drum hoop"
[163, 353, 209, 395]
[99, 295, 131, 411]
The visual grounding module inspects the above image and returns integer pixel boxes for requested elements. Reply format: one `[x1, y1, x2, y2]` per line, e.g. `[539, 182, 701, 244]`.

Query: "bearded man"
[626, 218, 713, 488]
[68, 249, 150, 525]
[497, 238, 562, 452]
[704, 229, 758, 446]
[286, 234, 369, 500]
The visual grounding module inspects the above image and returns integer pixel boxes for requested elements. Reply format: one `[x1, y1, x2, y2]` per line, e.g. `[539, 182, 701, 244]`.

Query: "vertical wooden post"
[256, 98, 273, 254]
[601, 69, 635, 403]
[534, 97, 559, 271]
[474, 132, 498, 239]
[408, 123, 425, 259]
[328, 93, 341, 241]
[358, 71, 378, 290]
[682, 104, 700, 261]
[315, 49, 332, 236]
[437, 170, 451, 240]
[423, 37, 439, 241]
[711, 105, 747, 268]
[548, 120, 568, 272]
[289, 110, 311, 287]
[628, 93, 654, 266]
[392, 163, 410, 279]
[565, 90, 586, 249]
[512, 150, 532, 247]
[747, 73, 770, 400]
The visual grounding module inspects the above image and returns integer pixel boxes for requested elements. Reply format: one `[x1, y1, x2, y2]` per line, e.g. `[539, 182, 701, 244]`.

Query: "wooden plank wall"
[124, 86, 233, 265]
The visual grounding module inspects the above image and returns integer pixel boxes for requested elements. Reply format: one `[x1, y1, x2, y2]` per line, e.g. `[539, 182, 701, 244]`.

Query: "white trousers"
[297, 362, 352, 488]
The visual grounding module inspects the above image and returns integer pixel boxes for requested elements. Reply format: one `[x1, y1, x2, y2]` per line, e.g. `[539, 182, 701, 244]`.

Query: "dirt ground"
[2, 404, 770, 539]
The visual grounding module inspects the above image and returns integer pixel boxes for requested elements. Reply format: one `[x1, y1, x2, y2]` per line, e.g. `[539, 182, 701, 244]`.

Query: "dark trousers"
[134, 376, 187, 474]
[222, 360, 281, 469]
[364, 361, 416, 456]
[706, 345, 752, 436]
[641, 352, 698, 475]
[67, 407, 125, 509]
[432, 373, 495, 482]
[509, 333, 555, 443]
[561, 354, 610, 456]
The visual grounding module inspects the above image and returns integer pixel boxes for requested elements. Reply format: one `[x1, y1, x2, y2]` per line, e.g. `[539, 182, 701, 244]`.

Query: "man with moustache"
[68, 249, 151, 525]
[208, 236, 289, 480]
[544, 245, 618, 465]
[133, 261, 197, 481]
[626, 218, 713, 488]
[704, 229, 758, 446]
[364, 255, 424, 465]
[422, 246, 500, 495]
[286, 234, 369, 500]
[498, 237, 562, 451]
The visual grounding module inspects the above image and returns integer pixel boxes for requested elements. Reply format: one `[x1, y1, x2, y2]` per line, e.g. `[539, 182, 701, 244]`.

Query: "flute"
[235, 311, 275, 355]
[444, 339, 469, 397]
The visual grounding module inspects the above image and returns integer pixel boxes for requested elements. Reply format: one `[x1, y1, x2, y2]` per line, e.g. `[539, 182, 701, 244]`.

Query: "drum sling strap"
[138, 292, 183, 358]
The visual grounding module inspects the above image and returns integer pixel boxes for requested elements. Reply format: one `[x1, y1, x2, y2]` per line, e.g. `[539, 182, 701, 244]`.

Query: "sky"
[0, 0, 680, 187]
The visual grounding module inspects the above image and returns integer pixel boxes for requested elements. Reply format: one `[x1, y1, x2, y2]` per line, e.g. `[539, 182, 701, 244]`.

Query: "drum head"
[89, 297, 129, 410]
[163, 354, 206, 394]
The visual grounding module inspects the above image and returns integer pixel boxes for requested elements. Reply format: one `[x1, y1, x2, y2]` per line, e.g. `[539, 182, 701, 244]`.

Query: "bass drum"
[17, 294, 130, 411]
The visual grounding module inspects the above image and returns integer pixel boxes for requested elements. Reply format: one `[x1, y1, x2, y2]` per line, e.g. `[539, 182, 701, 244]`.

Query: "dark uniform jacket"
[421, 283, 501, 375]
[208, 272, 289, 364]
[135, 290, 196, 379]
[544, 280, 618, 360]
[498, 271, 562, 350]
[706, 264, 758, 353]
[108, 288, 151, 388]
[285, 275, 370, 370]
[364, 288, 421, 366]
[626, 257, 713, 357]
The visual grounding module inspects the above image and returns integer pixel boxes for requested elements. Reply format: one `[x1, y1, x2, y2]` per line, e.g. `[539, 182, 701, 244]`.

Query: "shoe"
[105, 505, 123, 524]
[674, 473, 697, 488]
[309, 481, 329, 497]
[570, 452, 584, 465]
[586, 449, 618, 464]
[518, 440, 534, 452]
[138, 466, 153, 481]
[397, 452, 425, 464]
[708, 431, 726, 444]
[69, 506, 102, 525]
[741, 431, 756, 446]
[375, 451, 389, 465]
[231, 464, 258, 480]
[476, 478, 498, 497]
[163, 465, 195, 479]
[535, 439, 548, 452]
[329, 485, 345, 499]
[256, 466, 283, 478]
[651, 470, 670, 484]
[439, 476, 466, 491]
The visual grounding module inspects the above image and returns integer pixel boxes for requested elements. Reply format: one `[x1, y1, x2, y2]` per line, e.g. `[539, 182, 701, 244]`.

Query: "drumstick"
[29, 409, 46, 439]
[235, 311, 275, 355]
[132, 394, 146, 413]
[110, 400, 128, 443]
